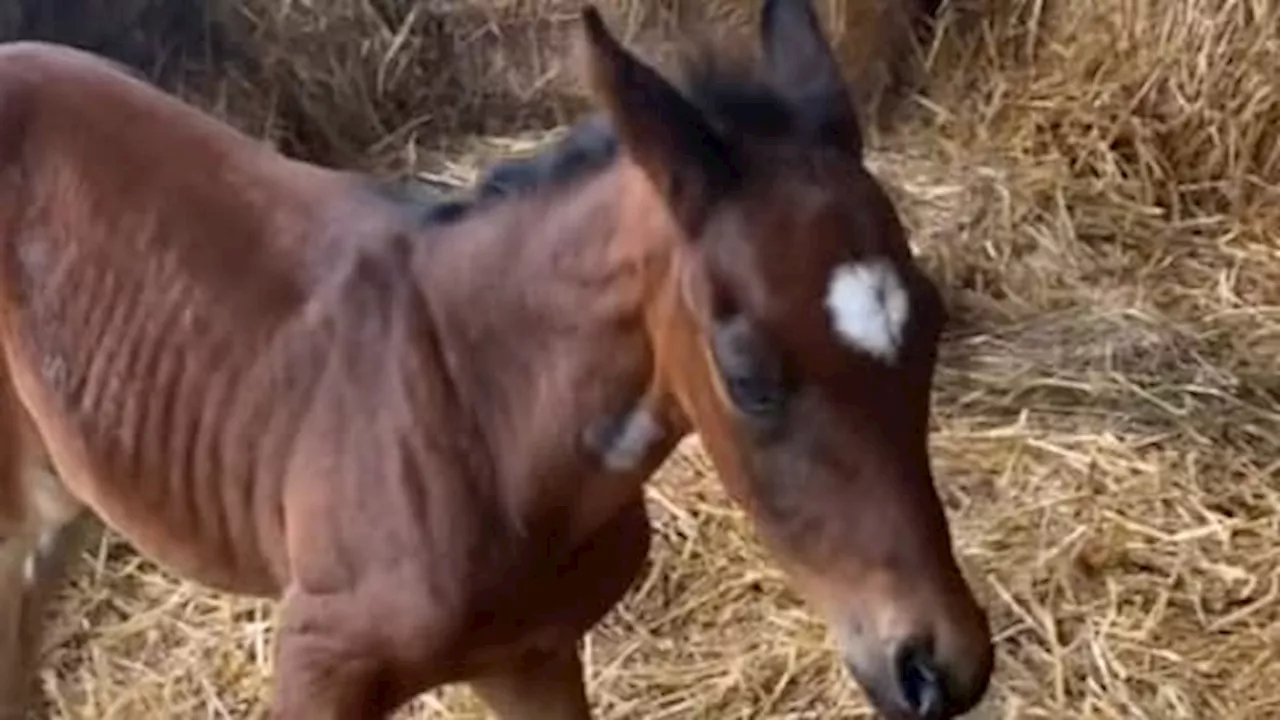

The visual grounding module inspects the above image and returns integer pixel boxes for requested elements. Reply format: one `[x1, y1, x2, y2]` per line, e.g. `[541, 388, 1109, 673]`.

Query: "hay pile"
[0, 0, 935, 169]
[21, 0, 1280, 718]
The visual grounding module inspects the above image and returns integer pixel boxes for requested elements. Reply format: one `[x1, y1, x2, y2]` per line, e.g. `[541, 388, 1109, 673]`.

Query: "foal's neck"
[410, 161, 689, 542]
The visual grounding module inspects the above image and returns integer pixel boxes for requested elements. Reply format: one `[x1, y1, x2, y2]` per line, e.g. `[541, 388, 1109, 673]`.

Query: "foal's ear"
[580, 6, 740, 235]
[760, 0, 862, 155]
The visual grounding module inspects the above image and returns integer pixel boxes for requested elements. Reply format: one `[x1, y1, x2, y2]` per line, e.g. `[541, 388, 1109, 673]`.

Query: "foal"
[0, 1, 993, 718]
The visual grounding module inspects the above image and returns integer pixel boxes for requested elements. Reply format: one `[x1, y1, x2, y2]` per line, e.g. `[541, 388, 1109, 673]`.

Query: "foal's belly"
[20, 399, 285, 598]
[82, 471, 284, 597]
[2, 326, 288, 595]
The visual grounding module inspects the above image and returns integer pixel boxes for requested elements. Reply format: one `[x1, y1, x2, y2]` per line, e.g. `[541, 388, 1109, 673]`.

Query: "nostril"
[893, 640, 947, 719]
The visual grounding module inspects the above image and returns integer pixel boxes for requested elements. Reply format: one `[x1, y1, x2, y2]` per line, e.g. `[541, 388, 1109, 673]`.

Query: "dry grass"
[0, 0, 929, 170]
[20, 0, 1280, 718]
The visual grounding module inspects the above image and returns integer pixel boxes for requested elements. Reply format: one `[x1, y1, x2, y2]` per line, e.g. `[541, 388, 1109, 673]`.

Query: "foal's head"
[581, 2, 993, 717]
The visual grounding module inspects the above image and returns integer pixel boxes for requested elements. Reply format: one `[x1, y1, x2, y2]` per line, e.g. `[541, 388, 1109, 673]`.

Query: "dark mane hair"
[394, 49, 839, 227]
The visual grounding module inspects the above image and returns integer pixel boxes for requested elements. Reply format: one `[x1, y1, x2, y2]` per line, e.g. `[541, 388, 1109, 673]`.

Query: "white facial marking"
[824, 259, 910, 363]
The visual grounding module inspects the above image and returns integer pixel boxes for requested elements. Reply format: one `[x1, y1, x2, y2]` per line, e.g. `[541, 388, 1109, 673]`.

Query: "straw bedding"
[10, 0, 1280, 717]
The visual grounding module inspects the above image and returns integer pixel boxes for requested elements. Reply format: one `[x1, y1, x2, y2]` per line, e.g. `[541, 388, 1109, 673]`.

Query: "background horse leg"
[471, 644, 590, 720]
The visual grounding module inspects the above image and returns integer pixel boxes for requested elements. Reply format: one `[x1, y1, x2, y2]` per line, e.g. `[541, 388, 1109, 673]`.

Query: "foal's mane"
[397, 50, 819, 227]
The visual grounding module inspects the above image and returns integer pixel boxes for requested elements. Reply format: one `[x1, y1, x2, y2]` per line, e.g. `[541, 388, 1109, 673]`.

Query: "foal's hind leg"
[0, 532, 35, 720]
[0, 441, 87, 719]
[0, 511, 92, 719]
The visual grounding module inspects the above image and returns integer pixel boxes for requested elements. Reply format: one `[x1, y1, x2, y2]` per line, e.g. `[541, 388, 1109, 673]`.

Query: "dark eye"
[712, 315, 789, 419]
[725, 372, 787, 417]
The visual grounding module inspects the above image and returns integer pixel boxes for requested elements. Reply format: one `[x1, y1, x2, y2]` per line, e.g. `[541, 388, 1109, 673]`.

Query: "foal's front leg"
[270, 588, 415, 720]
[471, 644, 590, 720]
[469, 499, 653, 720]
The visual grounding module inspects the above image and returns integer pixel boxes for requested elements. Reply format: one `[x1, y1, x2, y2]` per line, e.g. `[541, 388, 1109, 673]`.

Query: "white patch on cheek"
[824, 259, 910, 363]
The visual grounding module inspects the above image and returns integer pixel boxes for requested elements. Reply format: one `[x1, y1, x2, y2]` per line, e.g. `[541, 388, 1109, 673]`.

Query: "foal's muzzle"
[891, 640, 946, 718]
[845, 632, 991, 720]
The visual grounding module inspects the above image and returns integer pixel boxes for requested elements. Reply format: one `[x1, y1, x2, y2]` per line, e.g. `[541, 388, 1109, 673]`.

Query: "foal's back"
[0, 41, 413, 595]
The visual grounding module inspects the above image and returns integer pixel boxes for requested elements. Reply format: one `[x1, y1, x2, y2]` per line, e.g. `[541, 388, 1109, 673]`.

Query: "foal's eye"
[712, 316, 789, 420]
[725, 372, 787, 417]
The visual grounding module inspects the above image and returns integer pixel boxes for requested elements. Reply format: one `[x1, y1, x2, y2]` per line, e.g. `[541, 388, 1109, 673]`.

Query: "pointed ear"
[580, 6, 740, 235]
[760, 0, 862, 154]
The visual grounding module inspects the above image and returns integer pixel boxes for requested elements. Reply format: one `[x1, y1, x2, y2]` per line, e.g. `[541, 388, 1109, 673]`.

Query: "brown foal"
[0, 1, 993, 718]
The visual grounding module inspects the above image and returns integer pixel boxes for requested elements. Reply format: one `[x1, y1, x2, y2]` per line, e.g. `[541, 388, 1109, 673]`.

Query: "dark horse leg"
[471, 499, 652, 720]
